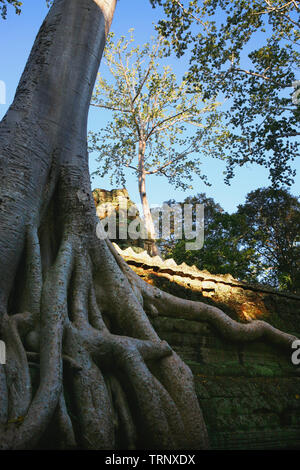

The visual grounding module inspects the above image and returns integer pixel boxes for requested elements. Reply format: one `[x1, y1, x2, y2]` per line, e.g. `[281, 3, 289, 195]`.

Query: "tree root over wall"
[0, 174, 297, 450]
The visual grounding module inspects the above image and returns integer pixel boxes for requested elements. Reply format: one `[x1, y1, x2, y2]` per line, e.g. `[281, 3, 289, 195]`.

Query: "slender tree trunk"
[0, 0, 296, 451]
[138, 139, 161, 257]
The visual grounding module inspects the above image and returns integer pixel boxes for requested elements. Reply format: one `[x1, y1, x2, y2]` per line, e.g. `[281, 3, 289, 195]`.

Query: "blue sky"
[0, 0, 299, 213]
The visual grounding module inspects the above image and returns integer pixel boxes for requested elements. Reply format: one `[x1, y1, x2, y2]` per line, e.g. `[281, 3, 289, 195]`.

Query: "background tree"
[150, 0, 300, 187]
[160, 193, 258, 280]
[0, 0, 297, 450]
[89, 30, 226, 256]
[162, 188, 300, 293]
[237, 187, 300, 292]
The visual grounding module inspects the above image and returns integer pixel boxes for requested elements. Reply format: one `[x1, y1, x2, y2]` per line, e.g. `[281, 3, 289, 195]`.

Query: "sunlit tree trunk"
[138, 138, 161, 257]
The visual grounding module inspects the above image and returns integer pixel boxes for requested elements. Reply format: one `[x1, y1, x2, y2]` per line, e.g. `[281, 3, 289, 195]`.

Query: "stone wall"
[93, 188, 145, 250]
[93, 188, 139, 219]
[115, 244, 300, 450]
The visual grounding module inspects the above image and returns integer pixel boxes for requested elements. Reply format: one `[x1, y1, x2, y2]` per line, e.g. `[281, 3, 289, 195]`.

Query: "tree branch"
[90, 103, 131, 113]
[125, 164, 140, 173]
[132, 40, 161, 105]
[171, 0, 209, 32]
[146, 145, 194, 175]
[146, 108, 193, 140]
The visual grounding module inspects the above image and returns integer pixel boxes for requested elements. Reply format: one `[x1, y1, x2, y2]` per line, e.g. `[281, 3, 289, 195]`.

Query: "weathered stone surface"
[93, 188, 139, 219]
[116, 244, 300, 449]
[93, 188, 145, 250]
[114, 244, 300, 329]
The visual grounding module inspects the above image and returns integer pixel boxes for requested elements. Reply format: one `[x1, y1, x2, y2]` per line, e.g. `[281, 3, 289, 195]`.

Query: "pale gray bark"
[138, 139, 161, 257]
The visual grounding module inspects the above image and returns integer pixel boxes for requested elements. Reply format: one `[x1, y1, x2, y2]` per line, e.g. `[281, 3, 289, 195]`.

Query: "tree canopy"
[89, 29, 226, 254]
[150, 0, 300, 187]
[0, 0, 22, 18]
[237, 186, 300, 292]
[90, 30, 225, 190]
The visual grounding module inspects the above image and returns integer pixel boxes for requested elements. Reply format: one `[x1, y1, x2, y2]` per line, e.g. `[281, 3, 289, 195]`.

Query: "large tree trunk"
[0, 0, 297, 450]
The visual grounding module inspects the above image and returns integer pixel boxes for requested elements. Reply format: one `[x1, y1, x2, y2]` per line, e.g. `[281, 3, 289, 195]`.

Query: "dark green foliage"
[237, 187, 300, 292]
[160, 192, 257, 281]
[161, 188, 300, 292]
[0, 0, 22, 19]
[150, 0, 300, 186]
